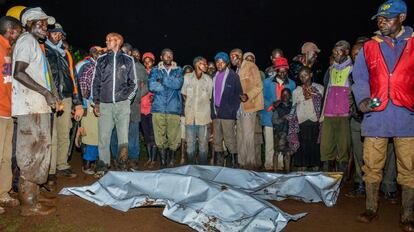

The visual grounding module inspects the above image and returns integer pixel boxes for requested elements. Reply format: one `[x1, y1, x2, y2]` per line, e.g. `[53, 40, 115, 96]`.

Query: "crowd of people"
[0, 0, 413, 231]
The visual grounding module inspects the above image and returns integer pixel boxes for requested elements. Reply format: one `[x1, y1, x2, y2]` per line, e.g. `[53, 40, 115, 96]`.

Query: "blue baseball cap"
[371, 0, 407, 20]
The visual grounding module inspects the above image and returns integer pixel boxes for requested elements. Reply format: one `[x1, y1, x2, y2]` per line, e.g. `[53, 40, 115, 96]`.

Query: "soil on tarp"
[0, 153, 401, 232]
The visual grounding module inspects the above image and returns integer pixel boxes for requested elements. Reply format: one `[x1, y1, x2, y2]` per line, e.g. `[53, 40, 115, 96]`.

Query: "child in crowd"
[75, 101, 99, 175]
[271, 88, 293, 172]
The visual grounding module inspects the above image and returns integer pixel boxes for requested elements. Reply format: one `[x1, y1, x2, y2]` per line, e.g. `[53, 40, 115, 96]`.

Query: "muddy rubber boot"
[357, 182, 379, 223]
[19, 179, 56, 216]
[180, 140, 186, 165]
[168, 149, 176, 168]
[117, 145, 129, 171]
[400, 186, 414, 231]
[159, 149, 167, 169]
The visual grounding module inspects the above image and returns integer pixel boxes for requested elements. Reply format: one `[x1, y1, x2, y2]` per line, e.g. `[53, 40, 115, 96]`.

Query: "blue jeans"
[185, 124, 209, 165]
[110, 122, 140, 161]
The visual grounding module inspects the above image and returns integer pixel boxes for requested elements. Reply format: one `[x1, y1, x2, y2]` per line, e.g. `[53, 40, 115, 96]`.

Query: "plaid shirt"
[79, 60, 95, 98]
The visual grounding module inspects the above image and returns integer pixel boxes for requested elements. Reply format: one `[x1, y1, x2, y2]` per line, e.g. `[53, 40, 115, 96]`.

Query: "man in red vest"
[353, 0, 414, 230]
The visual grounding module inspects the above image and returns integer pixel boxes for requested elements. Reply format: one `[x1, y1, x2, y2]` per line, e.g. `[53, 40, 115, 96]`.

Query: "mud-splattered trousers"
[15, 113, 51, 185]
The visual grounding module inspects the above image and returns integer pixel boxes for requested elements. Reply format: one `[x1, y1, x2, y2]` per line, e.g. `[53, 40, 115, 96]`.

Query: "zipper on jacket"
[113, 51, 117, 103]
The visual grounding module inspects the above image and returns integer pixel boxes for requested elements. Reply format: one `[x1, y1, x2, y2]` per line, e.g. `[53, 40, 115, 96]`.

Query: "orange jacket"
[0, 35, 12, 117]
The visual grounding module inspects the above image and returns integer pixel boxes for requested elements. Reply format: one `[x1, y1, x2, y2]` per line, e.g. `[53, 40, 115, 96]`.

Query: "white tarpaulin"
[60, 165, 342, 231]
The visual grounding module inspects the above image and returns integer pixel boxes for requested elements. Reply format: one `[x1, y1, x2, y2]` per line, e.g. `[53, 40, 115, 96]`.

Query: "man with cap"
[211, 52, 242, 167]
[320, 40, 353, 173]
[290, 42, 323, 85]
[230, 48, 264, 170]
[44, 22, 84, 184]
[352, 0, 414, 230]
[148, 48, 183, 168]
[260, 57, 296, 171]
[12, 7, 57, 216]
[0, 15, 22, 215]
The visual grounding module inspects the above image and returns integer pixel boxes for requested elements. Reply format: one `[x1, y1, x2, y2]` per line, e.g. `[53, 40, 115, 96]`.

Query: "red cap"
[142, 52, 155, 61]
[273, 57, 289, 70]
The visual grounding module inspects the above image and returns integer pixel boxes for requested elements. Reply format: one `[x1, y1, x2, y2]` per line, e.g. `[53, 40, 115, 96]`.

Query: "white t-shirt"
[12, 32, 51, 116]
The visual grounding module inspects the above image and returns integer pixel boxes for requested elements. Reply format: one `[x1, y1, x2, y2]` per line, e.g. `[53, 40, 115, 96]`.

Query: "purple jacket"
[352, 26, 414, 137]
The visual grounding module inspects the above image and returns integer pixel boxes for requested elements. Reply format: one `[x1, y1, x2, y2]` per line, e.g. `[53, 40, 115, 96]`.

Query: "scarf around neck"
[45, 39, 66, 57]
[332, 57, 352, 70]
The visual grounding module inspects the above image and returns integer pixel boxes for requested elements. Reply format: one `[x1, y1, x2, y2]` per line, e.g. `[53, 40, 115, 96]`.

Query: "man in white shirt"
[12, 7, 58, 216]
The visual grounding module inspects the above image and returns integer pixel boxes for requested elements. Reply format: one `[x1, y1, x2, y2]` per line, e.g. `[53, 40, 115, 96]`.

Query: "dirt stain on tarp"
[142, 198, 156, 207]
[202, 216, 219, 232]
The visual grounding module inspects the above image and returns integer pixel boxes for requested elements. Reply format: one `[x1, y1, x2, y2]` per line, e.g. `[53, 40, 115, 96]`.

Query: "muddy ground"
[0, 152, 402, 232]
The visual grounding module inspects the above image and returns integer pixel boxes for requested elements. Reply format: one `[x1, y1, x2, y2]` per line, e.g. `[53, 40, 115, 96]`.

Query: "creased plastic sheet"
[60, 166, 342, 231]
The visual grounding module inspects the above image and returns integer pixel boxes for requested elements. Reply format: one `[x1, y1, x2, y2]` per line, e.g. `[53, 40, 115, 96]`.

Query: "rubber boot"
[148, 146, 157, 168]
[284, 154, 291, 173]
[215, 152, 224, 166]
[159, 149, 167, 169]
[180, 139, 186, 165]
[145, 144, 152, 167]
[168, 149, 176, 168]
[400, 186, 414, 231]
[322, 160, 336, 172]
[357, 182, 379, 223]
[225, 153, 232, 167]
[230, 153, 238, 168]
[337, 161, 348, 173]
[19, 179, 56, 216]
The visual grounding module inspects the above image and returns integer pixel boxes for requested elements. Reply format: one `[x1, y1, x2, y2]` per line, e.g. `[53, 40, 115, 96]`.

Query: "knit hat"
[273, 57, 289, 70]
[142, 52, 155, 61]
[301, 42, 321, 54]
[21, 7, 55, 27]
[214, 52, 230, 64]
[243, 52, 255, 60]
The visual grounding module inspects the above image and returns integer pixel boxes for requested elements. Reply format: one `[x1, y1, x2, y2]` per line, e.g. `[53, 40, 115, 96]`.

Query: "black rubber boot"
[168, 149, 176, 168]
[214, 152, 224, 166]
[145, 145, 152, 167]
[230, 153, 238, 168]
[159, 149, 167, 169]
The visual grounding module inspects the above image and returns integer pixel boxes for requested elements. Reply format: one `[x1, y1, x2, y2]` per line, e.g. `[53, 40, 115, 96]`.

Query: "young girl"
[141, 52, 157, 168]
[291, 67, 324, 171]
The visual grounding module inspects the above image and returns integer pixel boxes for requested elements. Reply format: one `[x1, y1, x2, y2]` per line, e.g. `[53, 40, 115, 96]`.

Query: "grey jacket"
[130, 61, 149, 123]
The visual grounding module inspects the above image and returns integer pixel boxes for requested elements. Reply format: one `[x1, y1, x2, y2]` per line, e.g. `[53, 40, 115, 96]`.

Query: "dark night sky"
[1, 0, 414, 70]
